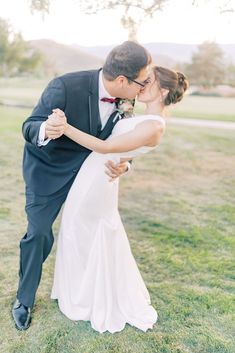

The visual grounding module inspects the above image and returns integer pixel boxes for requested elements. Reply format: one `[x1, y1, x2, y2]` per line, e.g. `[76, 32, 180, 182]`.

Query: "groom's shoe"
[12, 299, 31, 330]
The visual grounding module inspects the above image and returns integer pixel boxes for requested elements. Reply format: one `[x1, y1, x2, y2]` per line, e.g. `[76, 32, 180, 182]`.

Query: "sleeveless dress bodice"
[109, 114, 165, 158]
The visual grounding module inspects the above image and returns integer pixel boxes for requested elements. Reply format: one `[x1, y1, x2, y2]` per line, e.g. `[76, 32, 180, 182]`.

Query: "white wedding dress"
[51, 115, 165, 333]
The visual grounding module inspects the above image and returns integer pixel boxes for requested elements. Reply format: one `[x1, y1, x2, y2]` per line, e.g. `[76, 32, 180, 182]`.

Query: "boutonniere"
[117, 99, 135, 118]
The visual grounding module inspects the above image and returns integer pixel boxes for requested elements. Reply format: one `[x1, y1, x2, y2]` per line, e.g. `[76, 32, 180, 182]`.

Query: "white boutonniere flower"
[117, 99, 135, 118]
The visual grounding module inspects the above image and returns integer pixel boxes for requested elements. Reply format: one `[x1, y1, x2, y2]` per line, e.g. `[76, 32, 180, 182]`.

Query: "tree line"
[0, 18, 42, 77]
[0, 16, 234, 89]
[184, 41, 235, 88]
[27, 0, 235, 89]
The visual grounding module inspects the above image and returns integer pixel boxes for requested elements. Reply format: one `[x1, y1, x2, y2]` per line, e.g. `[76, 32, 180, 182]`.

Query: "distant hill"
[75, 42, 235, 65]
[147, 43, 235, 64]
[73, 44, 179, 68]
[29, 39, 103, 75]
[28, 40, 235, 76]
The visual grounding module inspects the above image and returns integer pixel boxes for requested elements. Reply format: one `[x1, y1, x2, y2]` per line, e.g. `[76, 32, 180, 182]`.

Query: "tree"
[225, 63, 235, 87]
[30, 0, 50, 15]
[30, 0, 168, 41]
[79, 0, 168, 41]
[0, 18, 11, 76]
[29, 0, 235, 41]
[29, 0, 235, 40]
[0, 18, 42, 77]
[192, 0, 235, 13]
[185, 41, 226, 88]
[30, 0, 235, 40]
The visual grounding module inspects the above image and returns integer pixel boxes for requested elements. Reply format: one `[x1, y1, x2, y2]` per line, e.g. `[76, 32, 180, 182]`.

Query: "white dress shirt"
[38, 70, 116, 146]
[98, 70, 117, 129]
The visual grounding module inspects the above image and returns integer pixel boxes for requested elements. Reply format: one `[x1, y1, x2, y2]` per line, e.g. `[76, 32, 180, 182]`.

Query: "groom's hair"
[103, 41, 151, 81]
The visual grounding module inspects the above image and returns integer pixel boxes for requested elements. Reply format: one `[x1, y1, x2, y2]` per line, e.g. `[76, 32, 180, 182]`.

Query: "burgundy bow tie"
[100, 97, 119, 104]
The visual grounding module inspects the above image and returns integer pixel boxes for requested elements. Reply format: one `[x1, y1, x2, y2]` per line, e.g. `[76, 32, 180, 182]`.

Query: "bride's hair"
[153, 66, 189, 106]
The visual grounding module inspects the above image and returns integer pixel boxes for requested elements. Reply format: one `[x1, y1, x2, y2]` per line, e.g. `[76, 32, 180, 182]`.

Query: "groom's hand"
[105, 160, 129, 181]
[45, 109, 67, 139]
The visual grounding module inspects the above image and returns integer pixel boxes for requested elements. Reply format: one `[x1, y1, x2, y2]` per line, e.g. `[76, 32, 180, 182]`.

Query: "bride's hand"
[52, 108, 67, 127]
[45, 109, 68, 139]
[105, 160, 129, 181]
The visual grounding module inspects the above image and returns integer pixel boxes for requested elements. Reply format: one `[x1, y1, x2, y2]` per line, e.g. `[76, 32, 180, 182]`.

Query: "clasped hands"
[45, 108, 67, 140]
[45, 108, 129, 181]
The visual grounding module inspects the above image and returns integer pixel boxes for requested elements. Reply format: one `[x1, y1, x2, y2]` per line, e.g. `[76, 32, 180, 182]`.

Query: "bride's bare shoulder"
[135, 117, 165, 147]
[136, 115, 165, 129]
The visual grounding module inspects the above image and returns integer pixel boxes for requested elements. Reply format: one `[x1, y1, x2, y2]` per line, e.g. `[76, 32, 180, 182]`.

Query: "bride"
[50, 66, 188, 333]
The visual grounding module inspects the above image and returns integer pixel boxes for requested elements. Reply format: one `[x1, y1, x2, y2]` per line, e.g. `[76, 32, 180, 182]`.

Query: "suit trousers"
[17, 176, 76, 308]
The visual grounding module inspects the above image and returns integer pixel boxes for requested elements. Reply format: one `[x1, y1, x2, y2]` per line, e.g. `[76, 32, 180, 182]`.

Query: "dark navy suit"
[18, 69, 118, 307]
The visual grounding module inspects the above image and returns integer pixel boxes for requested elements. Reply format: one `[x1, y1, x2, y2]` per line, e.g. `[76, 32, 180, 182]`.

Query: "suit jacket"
[22, 69, 106, 196]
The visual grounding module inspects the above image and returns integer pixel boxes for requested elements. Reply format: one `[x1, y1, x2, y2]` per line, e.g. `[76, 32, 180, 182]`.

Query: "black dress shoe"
[12, 299, 31, 330]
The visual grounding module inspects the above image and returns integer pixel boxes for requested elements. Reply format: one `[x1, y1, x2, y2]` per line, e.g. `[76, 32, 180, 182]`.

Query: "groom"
[12, 41, 151, 330]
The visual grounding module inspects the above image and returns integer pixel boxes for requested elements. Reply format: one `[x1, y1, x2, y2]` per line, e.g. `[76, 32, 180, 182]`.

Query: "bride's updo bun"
[153, 66, 189, 106]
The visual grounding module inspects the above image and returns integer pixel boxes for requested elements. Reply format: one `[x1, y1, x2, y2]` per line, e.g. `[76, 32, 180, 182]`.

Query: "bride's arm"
[64, 119, 165, 154]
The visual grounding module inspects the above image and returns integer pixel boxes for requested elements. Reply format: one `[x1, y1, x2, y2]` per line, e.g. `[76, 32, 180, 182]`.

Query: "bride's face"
[137, 70, 161, 103]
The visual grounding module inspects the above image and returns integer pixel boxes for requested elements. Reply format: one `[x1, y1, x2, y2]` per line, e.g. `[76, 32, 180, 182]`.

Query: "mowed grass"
[168, 95, 235, 122]
[0, 77, 48, 106]
[0, 105, 235, 353]
[1, 77, 235, 121]
[136, 95, 235, 122]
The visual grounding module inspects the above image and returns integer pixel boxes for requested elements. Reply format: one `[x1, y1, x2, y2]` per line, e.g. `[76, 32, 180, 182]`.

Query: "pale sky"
[0, 0, 235, 46]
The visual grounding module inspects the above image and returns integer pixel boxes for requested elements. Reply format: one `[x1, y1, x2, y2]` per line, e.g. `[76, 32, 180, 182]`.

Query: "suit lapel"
[98, 110, 123, 141]
[88, 68, 102, 136]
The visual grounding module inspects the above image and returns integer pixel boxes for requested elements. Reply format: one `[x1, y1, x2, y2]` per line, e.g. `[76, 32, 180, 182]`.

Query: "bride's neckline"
[128, 114, 163, 119]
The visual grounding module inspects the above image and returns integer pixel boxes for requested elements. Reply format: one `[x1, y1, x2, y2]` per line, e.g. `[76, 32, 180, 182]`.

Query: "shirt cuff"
[37, 121, 51, 146]
[123, 161, 132, 176]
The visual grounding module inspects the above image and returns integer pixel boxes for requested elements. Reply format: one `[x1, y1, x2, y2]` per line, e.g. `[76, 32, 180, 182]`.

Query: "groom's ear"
[115, 75, 126, 87]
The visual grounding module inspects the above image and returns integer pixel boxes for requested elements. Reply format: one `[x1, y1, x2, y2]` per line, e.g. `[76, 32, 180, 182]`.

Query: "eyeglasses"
[125, 76, 150, 88]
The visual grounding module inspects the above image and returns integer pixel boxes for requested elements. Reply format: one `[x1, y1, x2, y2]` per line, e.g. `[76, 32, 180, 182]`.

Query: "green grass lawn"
[0, 77, 48, 106]
[168, 95, 235, 122]
[1, 77, 235, 122]
[135, 95, 235, 122]
[0, 106, 235, 353]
